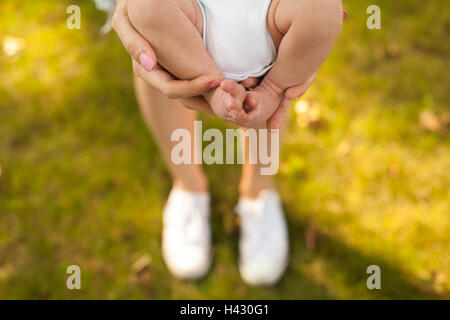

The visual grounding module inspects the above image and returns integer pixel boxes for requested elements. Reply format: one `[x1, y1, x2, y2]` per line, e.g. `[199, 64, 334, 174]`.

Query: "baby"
[127, 0, 344, 128]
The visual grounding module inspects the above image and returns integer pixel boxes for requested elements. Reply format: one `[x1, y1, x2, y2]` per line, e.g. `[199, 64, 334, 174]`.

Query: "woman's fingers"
[267, 97, 290, 130]
[162, 74, 221, 99]
[284, 71, 318, 101]
[132, 59, 220, 99]
[132, 59, 173, 87]
[266, 72, 318, 129]
[112, 0, 156, 71]
[133, 59, 215, 113]
[180, 96, 214, 114]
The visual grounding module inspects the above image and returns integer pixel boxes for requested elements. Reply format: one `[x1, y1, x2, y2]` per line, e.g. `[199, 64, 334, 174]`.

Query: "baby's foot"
[204, 80, 247, 122]
[243, 77, 285, 128]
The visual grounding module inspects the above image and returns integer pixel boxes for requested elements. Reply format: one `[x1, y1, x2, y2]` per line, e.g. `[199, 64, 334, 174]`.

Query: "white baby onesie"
[196, 0, 277, 81]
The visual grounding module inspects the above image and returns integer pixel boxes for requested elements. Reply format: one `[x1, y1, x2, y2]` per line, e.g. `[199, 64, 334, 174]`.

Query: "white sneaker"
[235, 190, 289, 286]
[162, 188, 212, 280]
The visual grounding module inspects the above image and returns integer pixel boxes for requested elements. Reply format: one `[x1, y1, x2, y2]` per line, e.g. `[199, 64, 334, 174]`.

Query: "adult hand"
[235, 72, 318, 129]
[112, 0, 220, 112]
[112, 0, 156, 72]
[267, 71, 318, 130]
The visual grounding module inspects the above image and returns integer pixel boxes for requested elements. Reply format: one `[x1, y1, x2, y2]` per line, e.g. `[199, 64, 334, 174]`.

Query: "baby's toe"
[227, 109, 247, 122]
[227, 109, 239, 120]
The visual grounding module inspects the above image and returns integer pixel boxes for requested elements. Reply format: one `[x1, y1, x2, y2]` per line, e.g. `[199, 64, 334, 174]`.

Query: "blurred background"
[0, 0, 449, 299]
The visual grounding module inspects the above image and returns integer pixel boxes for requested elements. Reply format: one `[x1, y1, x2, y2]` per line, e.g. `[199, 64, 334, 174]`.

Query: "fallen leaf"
[385, 43, 402, 59]
[420, 111, 443, 133]
[305, 227, 317, 251]
[131, 254, 152, 275]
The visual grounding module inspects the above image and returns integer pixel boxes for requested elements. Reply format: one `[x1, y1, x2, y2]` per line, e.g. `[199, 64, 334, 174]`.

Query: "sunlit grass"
[0, 0, 449, 299]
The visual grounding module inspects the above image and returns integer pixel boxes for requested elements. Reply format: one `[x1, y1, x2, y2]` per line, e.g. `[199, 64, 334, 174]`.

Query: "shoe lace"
[237, 197, 275, 253]
[175, 198, 208, 246]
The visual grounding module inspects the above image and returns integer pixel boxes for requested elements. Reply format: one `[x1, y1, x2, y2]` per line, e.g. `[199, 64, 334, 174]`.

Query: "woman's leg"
[134, 76, 208, 192]
[237, 115, 290, 286]
[239, 132, 276, 199]
[135, 76, 212, 280]
[239, 112, 289, 198]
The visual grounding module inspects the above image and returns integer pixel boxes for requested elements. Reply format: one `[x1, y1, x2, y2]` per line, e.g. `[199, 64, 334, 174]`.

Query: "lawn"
[0, 0, 449, 299]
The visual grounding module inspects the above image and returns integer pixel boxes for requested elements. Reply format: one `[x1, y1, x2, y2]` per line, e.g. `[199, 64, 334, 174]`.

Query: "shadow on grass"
[275, 209, 439, 300]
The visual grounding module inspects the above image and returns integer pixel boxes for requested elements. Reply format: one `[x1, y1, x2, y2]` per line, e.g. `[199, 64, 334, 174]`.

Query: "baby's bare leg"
[244, 0, 343, 127]
[127, 0, 247, 122]
[268, 0, 343, 87]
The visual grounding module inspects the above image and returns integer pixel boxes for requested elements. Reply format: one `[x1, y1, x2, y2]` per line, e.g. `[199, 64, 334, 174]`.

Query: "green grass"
[0, 0, 449, 299]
